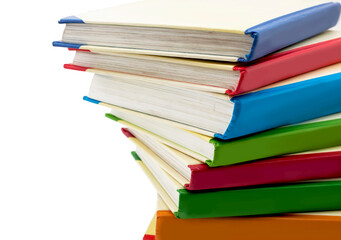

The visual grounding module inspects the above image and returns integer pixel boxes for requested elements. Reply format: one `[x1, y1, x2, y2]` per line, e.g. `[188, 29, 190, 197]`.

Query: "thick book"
[123, 127, 341, 190]
[53, 0, 341, 62]
[84, 62, 341, 140]
[99, 101, 341, 167]
[65, 31, 341, 95]
[152, 196, 341, 240]
[132, 149, 341, 219]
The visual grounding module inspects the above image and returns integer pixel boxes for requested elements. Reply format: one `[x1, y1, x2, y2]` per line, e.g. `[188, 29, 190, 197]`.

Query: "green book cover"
[208, 116, 341, 166]
[107, 111, 341, 167]
[133, 150, 341, 219]
[176, 181, 341, 218]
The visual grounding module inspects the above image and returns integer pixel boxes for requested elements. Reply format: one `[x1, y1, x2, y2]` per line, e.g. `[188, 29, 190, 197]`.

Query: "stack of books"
[54, 0, 341, 239]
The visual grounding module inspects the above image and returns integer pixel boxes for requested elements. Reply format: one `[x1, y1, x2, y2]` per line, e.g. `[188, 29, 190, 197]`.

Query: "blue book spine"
[215, 72, 341, 140]
[240, 2, 341, 62]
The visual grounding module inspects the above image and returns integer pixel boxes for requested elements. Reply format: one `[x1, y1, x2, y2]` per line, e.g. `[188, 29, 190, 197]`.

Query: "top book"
[55, 0, 340, 62]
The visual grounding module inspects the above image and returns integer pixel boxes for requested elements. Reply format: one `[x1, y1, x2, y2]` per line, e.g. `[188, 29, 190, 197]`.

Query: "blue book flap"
[215, 72, 341, 140]
[52, 41, 84, 49]
[83, 96, 101, 104]
[240, 2, 341, 62]
[59, 16, 84, 24]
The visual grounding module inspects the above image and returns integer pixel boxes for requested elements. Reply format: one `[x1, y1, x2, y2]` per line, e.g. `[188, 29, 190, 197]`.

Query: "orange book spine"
[156, 211, 341, 240]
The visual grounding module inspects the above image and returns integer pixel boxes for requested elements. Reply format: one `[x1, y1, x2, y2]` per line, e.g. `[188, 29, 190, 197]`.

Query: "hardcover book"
[152, 196, 341, 240]
[53, 0, 341, 62]
[100, 102, 341, 167]
[84, 62, 341, 140]
[123, 127, 341, 190]
[65, 30, 341, 95]
[132, 149, 341, 219]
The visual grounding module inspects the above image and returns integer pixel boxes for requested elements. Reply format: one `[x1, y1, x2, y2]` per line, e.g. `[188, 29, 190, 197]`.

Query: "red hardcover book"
[122, 127, 341, 191]
[64, 31, 341, 95]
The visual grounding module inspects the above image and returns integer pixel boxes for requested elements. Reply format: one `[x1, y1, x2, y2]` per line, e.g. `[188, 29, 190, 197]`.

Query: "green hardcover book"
[131, 148, 341, 219]
[104, 102, 341, 167]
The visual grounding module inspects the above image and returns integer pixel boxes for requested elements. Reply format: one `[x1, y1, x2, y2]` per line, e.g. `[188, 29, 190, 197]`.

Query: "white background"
[0, 1, 340, 239]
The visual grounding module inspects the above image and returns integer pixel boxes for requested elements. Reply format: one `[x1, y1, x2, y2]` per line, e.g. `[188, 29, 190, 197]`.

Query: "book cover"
[53, 0, 340, 62]
[84, 62, 341, 140]
[154, 197, 341, 240]
[123, 127, 341, 190]
[101, 102, 341, 167]
[133, 150, 341, 219]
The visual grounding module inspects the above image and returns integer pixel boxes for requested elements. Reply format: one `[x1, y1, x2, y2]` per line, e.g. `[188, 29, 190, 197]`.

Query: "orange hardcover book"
[152, 196, 341, 240]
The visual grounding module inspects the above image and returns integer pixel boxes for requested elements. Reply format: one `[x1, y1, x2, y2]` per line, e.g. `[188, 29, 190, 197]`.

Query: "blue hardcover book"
[53, 0, 340, 62]
[82, 62, 341, 140]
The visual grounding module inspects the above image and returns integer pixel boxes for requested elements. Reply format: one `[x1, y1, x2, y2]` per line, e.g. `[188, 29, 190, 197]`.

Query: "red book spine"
[186, 151, 341, 191]
[227, 38, 341, 96]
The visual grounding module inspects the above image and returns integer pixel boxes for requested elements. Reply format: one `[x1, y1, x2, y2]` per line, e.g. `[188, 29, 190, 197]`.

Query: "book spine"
[209, 118, 341, 167]
[229, 38, 341, 95]
[176, 181, 341, 219]
[215, 72, 341, 140]
[240, 2, 341, 62]
[187, 152, 341, 190]
[157, 210, 341, 240]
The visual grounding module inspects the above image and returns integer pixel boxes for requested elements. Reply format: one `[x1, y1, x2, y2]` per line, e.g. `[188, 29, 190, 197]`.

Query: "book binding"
[242, 2, 341, 62]
[218, 72, 341, 139]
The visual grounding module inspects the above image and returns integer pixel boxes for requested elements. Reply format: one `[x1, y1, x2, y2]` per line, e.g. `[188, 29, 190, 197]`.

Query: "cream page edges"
[145, 214, 156, 236]
[74, 0, 328, 32]
[75, 30, 340, 63]
[78, 30, 340, 67]
[157, 194, 169, 211]
[130, 136, 189, 186]
[79, 45, 240, 62]
[136, 158, 178, 213]
[86, 60, 341, 95]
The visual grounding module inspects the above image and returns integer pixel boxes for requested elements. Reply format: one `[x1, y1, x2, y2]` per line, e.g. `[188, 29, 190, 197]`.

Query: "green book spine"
[175, 180, 341, 219]
[106, 112, 341, 168]
[208, 118, 341, 167]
